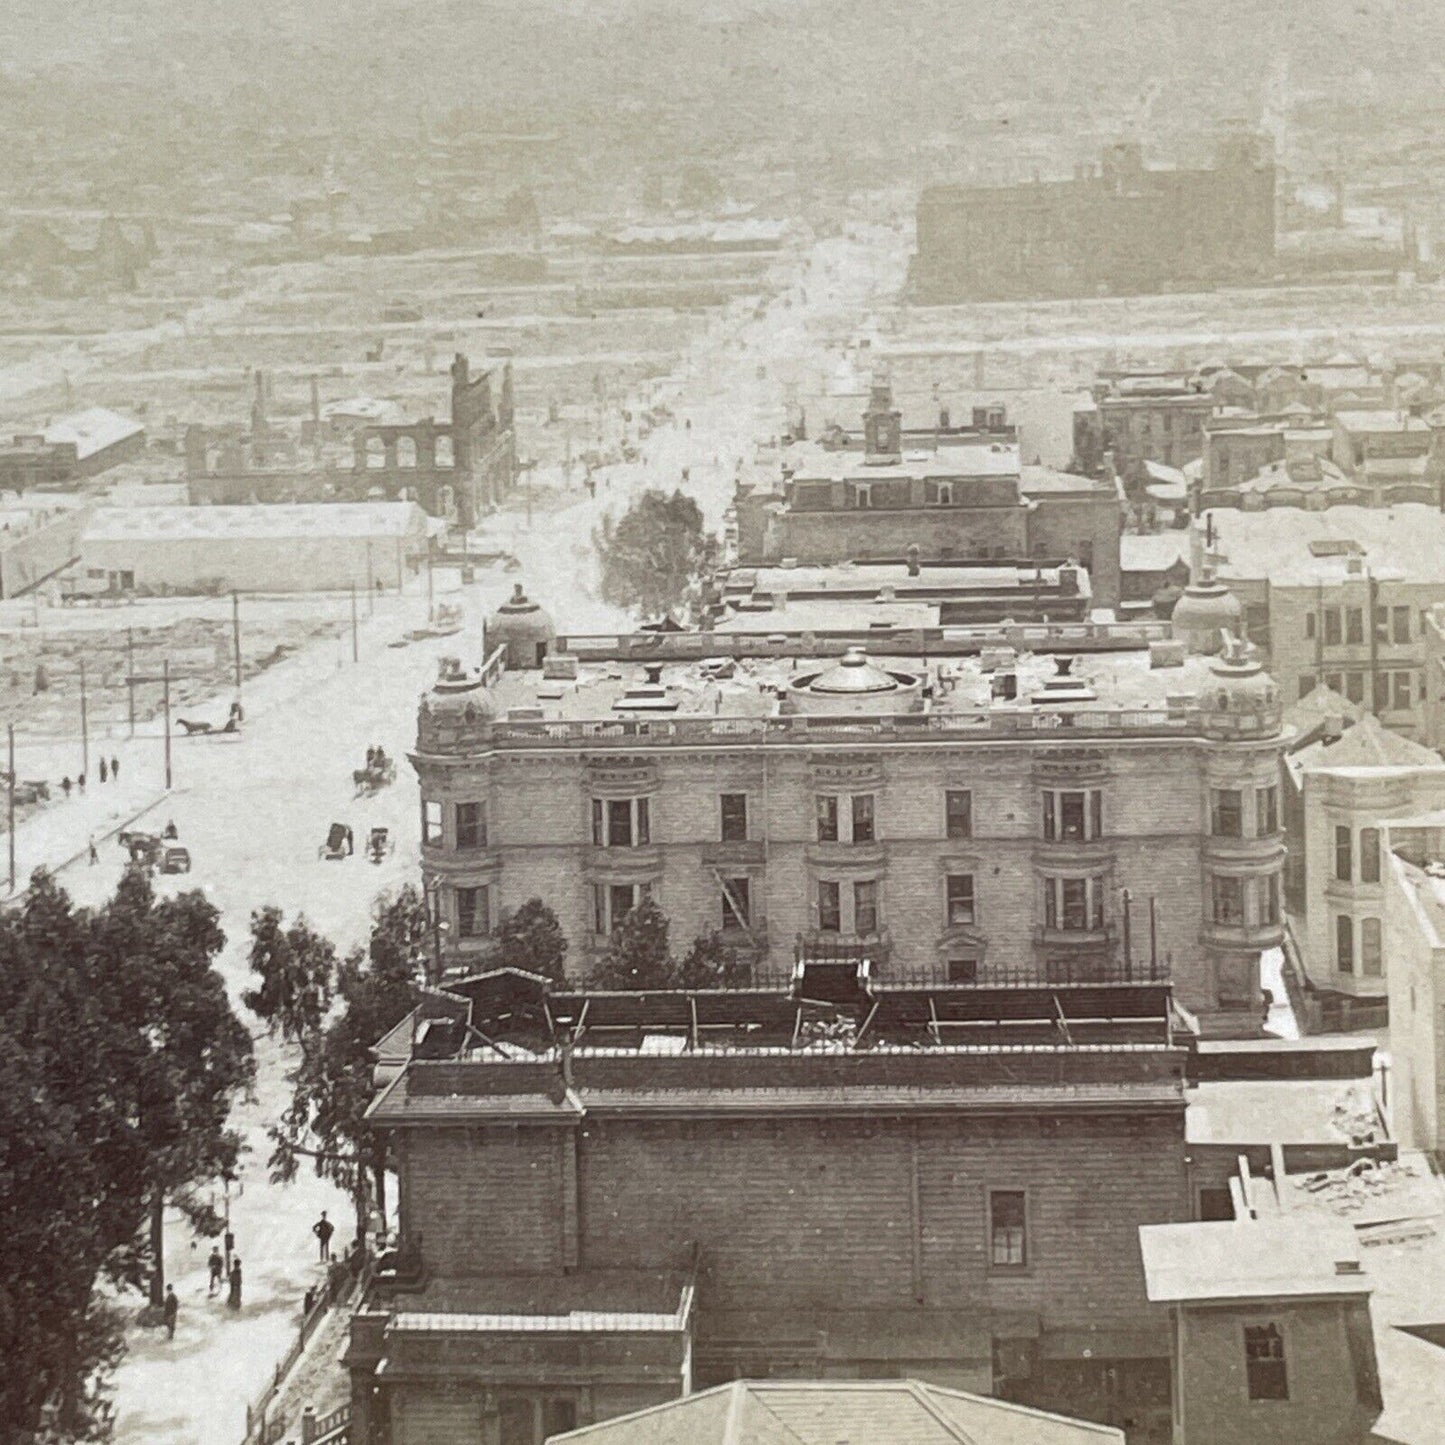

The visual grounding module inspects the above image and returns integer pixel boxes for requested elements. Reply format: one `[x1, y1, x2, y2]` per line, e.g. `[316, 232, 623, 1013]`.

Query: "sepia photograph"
[0, 2, 1442, 1443]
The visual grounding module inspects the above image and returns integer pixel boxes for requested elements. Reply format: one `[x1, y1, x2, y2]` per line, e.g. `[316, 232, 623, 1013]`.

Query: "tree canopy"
[594, 488, 709, 622]
[0, 867, 253, 1439]
[269, 887, 430, 1240]
[494, 897, 568, 982]
[593, 899, 749, 990]
[243, 905, 337, 1047]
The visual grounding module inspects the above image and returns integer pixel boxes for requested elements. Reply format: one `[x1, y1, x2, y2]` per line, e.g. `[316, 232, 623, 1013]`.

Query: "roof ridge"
[743, 1384, 819, 1445]
[904, 1379, 981, 1444]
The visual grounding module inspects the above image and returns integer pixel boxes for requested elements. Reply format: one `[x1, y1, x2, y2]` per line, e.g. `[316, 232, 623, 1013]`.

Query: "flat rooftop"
[1206, 504, 1445, 584]
[445, 646, 1253, 730]
[1333, 409, 1431, 434]
[1185, 1077, 1383, 1149]
[82, 502, 425, 544]
[1140, 1219, 1369, 1304]
[785, 439, 1023, 482]
[724, 560, 1086, 597]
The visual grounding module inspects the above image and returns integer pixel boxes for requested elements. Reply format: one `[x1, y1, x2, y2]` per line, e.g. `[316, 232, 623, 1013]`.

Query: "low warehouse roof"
[83, 502, 425, 545]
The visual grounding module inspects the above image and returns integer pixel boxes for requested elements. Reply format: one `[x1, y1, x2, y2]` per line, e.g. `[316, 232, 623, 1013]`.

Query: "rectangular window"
[851, 793, 875, 843]
[1360, 827, 1381, 884]
[455, 885, 488, 939]
[1060, 791, 1086, 840]
[1211, 789, 1243, 838]
[1260, 873, 1280, 927]
[1337, 914, 1355, 974]
[1305, 612, 1316, 640]
[1335, 825, 1352, 882]
[543, 1402, 578, 1439]
[854, 879, 879, 935]
[1299, 672, 1316, 699]
[947, 874, 976, 927]
[1393, 605, 1411, 643]
[1374, 670, 1391, 712]
[1048, 877, 1104, 931]
[1244, 1324, 1289, 1402]
[1394, 671, 1414, 711]
[1325, 672, 1343, 695]
[1345, 671, 1365, 704]
[1361, 916, 1383, 977]
[454, 801, 485, 850]
[1376, 605, 1389, 643]
[1256, 785, 1279, 836]
[1346, 607, 1364, 645]
[720, 793, 748, 842]
[721, 876, 751, 931]
[948, 956, 978, 983]
[989, 1190, 1027, 1268]
[816, 795, 839, 843]
[593, 883, 643, 935]
[422, 799, 443, 845]
[945, 789, 973, 840]
[596, 797, 649, 847]
[611, 883, 639, 928]
[1043, 789, 1102, 842]
[1325, 609, 1342, 646]
[818, 880, 841, 932]
[1212, 875, 1244, 926]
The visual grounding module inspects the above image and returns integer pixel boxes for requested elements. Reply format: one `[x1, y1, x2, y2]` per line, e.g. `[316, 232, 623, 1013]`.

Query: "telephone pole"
[7, 724, 15, 893]
[126, 629, 136, 737]
[79, 660, 89, 781]
[231, 591, 243, 697]
[162, 660, 172, 790]
[350, 585, 359, 663]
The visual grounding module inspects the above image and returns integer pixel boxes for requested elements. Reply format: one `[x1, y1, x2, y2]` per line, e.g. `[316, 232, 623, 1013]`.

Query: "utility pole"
[231, 591, 243, 697]
[7, 724, 15, 894]
[126, 628, 136, 737]
[350, 585, 359, 663]
[425, 541, 434, 621]
[365, 542, 375, 618]
[1149, 895, 1159, 980]
[79, 659, 89, 781]
[1120, 887, 1132, 978]
[162, 659, 172, 791]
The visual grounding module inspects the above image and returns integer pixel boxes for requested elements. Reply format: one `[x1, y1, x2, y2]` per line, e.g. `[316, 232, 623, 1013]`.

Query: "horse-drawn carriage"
[353, 747, 396, 797]
[319, 822, 355, 861]
[177, 701, 244, 737]
[366, 826, 395, 865]
[119, 825, 190, 873]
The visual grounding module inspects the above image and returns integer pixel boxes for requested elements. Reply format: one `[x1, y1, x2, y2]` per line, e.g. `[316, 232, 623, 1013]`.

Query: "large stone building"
[186, 355, 517, 529]
[413, 597, 1285, 1036]
[735, 385, 1124, 607]
[348, 968, 1189, 1444]
[910, 134, 1276, 304]
[0, 406, 145, 490]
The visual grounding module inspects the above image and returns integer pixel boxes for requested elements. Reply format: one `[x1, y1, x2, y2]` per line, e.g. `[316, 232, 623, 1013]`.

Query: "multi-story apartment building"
[347, 968, 1189, 1445]
[1282, 713, 1445, 1022]
[414, 597, 1286, 1036]
[734, 385, 1124, 606]
[1199, 504, 1445, 737]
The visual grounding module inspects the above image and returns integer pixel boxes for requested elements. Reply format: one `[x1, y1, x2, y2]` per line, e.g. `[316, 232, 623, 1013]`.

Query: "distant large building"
[910, 134, 1276, 304]
[736, 385, 1124, 607]
[0, 407, 145, 490]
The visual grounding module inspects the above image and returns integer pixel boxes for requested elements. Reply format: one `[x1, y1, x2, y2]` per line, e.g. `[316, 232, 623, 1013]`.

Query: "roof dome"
[423, 656, 496, 722]
[1171, 565, 1242, 655]
[809, 646, 900, 695]
[486, 583, 557, 669]
[1205, 638, 1279, 720]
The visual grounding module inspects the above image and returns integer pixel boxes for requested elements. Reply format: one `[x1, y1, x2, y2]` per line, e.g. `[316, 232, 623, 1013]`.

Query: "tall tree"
[90, 868, 256, 1305]
[494, 897, 568, 982]
[242, 905, 337, 1047]
[270, 887, 429, 1242]
[594, 488, 709, 621]
[676, 929, 751, 989]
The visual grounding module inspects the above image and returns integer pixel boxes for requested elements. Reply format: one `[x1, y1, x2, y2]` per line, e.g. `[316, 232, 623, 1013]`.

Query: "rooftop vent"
[612, 664, 680, 714]
[1335, 1259, 1364, 1276]
[1308, 538, 1364, 558]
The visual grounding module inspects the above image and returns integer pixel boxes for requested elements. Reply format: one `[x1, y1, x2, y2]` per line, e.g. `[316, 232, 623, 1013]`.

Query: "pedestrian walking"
[163, 1285, 178, 1341]
[99, 758, 108, 784]
[61, 776, 71, 798]
[87, 837, 98, 866]
[227, 1257, 242, 1312]
[313, 1211, 335, 1262]
[77, 773, 85, 794]
[207, 1246, 223, 1297]
[110, 755, 119, 781]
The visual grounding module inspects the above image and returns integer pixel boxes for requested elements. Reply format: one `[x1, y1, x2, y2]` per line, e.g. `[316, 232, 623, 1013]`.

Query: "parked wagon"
[367, 826, 395, 865]
[319, 822, 354, 860]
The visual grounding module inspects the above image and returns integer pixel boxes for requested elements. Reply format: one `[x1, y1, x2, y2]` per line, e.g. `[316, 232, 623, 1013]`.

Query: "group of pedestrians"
[60, 755, 120, 799]
[160, 1215, 337, 1345]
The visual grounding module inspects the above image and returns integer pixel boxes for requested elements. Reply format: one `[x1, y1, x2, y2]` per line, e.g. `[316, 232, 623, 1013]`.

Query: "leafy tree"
[271, 887, 429, 1242]
[594, 488, 709, 621]
[89, 868, 256, 1305]
[592, 895, 674, 989]
[676, 929, 751, 989]
[0, 867, 252, 1436]
[242, 905, 337, 1046]
[494, 897, 568, 982]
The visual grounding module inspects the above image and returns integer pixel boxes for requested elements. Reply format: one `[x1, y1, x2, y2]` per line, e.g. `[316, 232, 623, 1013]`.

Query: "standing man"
[207, 1245, 224, 1297]
[163, 1285, 179, 1341]
[227, 1257, 242, 1312]
[313, 1211, 335, 1263]
[110, 755, 119, 781]
[99, 758, 108, 784]
[87, 837, 98, 866]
